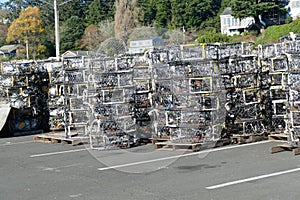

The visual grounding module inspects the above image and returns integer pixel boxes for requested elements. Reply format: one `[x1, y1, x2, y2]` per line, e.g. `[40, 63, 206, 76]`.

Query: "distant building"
[220, 7, 255, 36]
[0, 44, 24, 57]
[61, 50, 94, 58]
[128, 37, 164, 54]
[287, 0, 300, 19]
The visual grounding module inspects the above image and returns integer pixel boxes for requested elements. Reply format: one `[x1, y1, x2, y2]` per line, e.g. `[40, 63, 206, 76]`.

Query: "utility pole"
[26, 40, 29, 59]
[39, 0, 73, 60]
[54, 0, 60, 59]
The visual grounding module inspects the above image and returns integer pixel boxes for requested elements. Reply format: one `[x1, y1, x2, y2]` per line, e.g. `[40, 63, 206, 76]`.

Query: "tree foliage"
[60, 15, 84, 52]
[6, 6, 44, 58]
[0, 0, 295, 59]
[197, 27, 230, 43]
[114, 0, 141, 40]
[229, 0, 287, 28]
[81, 19, 114, 50]
[87, 0, 115, 25]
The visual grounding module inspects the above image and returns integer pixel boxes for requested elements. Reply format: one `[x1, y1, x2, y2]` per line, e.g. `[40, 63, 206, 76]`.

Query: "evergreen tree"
[60, 15, 84, 52]
[87, 0, 115, 25]
[154, 0, 171, 28]
[138, 0, 156, 26]
[170, 0, 187, 29]
[229, 0, 287, 29]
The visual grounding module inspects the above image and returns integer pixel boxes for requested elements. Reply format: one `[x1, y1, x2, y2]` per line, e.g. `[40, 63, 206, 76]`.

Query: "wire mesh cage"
[180, 44, 205, 60]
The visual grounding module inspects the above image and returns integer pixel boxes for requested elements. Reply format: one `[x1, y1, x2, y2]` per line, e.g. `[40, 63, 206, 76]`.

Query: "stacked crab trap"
[151, 44, 227, 150]
[3, 33, 300, 153]
[87, 56, 136, 149]
[0, 61, 49, 136]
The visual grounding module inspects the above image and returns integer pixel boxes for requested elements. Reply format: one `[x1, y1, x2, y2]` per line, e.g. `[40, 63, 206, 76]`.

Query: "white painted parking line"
[98, 140, 271, 171]
[30, 148, 88, 158]
[206, 167, 300, 190]
[0, 141, 34, 147]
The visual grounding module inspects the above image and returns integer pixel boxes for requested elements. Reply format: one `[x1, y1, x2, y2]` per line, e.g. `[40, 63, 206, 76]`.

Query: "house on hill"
[0, 44, 24, 57]
[128, 37, 164, 54]
[287, 0, 300, 19]
[221, 4, 288, 36]
[220, 7, 255, 36]
[61, 50, 94, 58]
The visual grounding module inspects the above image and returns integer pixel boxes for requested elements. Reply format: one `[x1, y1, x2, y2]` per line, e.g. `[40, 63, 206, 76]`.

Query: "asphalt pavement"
[0, 135, 299, 200]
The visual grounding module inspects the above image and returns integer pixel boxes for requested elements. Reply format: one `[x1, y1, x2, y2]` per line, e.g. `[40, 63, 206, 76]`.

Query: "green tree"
[229, 0, 287, 29]
[185, 0, 221, 30]
[197, 27, 230, 43]
[6, 6, 45, 58]
[2, 0, 27, 23]
[138, 0, 156, 26]
[60, 15, 84, 52]
[170, 0, 187, 28]
[154, 0, 171, 28]
[87, 0, 115, 25]
[169, 0, 221, 30]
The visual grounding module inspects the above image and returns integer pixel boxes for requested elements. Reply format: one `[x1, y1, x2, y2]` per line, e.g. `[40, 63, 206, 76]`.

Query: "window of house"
[227, 17, 231, 26]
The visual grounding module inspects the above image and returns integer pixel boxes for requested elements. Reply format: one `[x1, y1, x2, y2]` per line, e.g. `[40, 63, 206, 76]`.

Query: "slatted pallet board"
[231, 134, 268, 144]
[269, 143, 300, 155]
[268, 134, 289, 142]
[33, 132, 89, 146]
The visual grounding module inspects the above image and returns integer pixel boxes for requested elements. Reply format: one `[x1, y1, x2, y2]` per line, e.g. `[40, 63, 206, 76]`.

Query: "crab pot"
[243, 88, 260, 105]
[258, 43, 282, 59]
[118, 73, 133, 87]
[234, 73, 259, 89]
[271, 116, 287, 134]
[270, 88, 288, 101]
[272, 100, 288, 117]
[291, 111, 300, 127]
[153, 63, 172, 79]
[269, 72, 288, 88]
[134, 79, 151, 92]
[270, 56, 289, 72]
[132, 92, 151, 108]
[150, 49, 169, 63]
[187, 59, 218, 77]
[180, 44, 205, 60]
[289, 73, 300, 90]
[189, 77, 212, 94]
[219, 42, 244, 59]
[115, 116, 136, 133]
[172, 78, 189, 94]
[133, 66, 151, 79]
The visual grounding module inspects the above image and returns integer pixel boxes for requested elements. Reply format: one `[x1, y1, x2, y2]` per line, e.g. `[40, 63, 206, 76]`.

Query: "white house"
[287, 0, 300, 19]
[61, 50, 94, 58]
[220, 7, 255, 36]
[128, 37, 164, 54]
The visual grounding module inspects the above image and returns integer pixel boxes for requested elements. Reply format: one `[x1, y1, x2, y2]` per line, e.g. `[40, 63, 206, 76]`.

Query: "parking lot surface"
[1, 136, 299, 200]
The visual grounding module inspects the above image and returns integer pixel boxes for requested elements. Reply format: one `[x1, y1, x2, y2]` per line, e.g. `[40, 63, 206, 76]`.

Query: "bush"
[197, 28, 230, 43]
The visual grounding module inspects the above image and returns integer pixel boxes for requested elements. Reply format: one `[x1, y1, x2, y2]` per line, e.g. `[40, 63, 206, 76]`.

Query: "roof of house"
[61, 50, 94, 58]
[221, 7, 232, 16]
[130, 37, 163, 42]
[0, 44, 21, 53]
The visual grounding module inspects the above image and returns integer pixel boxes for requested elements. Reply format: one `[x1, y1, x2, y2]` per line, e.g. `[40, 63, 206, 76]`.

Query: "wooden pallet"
[154, 141, 216, 152]
[215, 138, 231, 147]
[268, 134, 289, 142]
[151, 136, 170, 144]
[33, 132, 89, 146]
[231, 134, 268, 144]
[269, 143, 300, 155]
